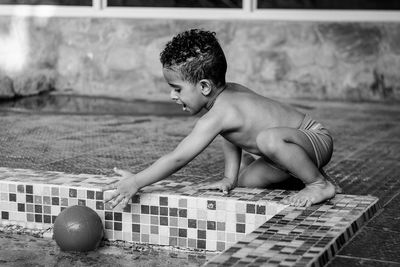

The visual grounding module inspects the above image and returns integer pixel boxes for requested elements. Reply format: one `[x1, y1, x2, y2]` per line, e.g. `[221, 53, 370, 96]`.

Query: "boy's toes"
[292, 197, 304, 207]
[296, 198, 307, 207]
[299, 198, 313, 207]
[282, 196, 313, 207]
[280, 196, 292, 205]
[290, 198, 299, 206]
[335, 185, 343, 194]
[287, 197, 299, 206]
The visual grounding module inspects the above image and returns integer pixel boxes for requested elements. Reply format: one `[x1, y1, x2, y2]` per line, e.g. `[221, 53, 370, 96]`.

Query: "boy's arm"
[222, 138, 242, 187]
[134, 116, 220, 187]
[200, 138, 241, 194]
[103, 114, 222, 208]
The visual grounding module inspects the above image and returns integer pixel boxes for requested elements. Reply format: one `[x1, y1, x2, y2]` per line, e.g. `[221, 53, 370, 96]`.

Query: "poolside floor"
[0, 97, 399, 266]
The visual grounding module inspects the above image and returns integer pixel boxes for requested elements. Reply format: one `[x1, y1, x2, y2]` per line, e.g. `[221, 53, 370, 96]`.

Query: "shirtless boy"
[103, 29, 336, 208]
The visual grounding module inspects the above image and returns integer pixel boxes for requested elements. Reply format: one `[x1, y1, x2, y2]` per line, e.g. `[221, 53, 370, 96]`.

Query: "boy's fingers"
[200, 182, 232, 191]
[199, 184, 211, 190]
[111, 195, 125, 209]
[201, 184, 218, 190]
[101, 183, 117, 192]
[113, 167, 124, 176]
[222, 185, 229, 194]
[113, 167, 131, 177]
[121, 197, 130, 208]
[104, 190, 119, 203]
[221, 185, 229, 194]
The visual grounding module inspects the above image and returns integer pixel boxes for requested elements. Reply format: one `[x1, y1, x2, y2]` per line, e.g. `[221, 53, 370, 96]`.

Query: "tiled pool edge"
[204, 195, 380, 267]
[0, 167, 288, 252]
[0, 168, 379, 267]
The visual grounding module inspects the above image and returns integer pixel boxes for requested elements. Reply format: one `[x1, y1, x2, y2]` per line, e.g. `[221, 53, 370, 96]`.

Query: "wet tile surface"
[367, 207, 400, 233]
[335, 227, 400, 263]
[328, 256, 400, 267]
[0, 227, 212, 267]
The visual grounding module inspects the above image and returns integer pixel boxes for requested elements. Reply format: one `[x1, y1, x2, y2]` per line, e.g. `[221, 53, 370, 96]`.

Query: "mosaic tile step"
[0, 167, 287, 252]
[205, 194, 379, 267]
[0, 167, 379, 266]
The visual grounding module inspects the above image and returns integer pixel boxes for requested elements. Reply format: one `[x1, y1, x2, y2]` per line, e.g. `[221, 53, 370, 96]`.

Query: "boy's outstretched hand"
[200, 177, 237, 195]
[102, 167, 140, 209]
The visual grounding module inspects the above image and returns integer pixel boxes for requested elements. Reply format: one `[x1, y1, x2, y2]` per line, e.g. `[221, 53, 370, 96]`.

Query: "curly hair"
[160, 29, 227, 87]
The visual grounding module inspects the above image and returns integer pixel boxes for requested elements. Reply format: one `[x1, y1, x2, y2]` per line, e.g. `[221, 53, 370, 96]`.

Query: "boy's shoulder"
[224, 82, 261, 100]
[217, 83, 260, 108]
[226, 82, 249, 93]
[202, 84, 250, 130]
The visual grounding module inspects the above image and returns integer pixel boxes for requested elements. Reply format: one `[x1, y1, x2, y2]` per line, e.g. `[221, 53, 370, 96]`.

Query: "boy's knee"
[256, 130, 283, 157]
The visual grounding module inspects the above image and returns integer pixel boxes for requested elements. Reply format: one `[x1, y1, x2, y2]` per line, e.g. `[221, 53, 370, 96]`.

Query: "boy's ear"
[199, 79, 212, 96]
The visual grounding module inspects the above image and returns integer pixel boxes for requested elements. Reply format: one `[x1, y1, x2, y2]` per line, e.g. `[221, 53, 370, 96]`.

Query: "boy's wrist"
[129, 175, 141, 190]
[133, 177, 143, 190]
[223, 176, 237, 187]
[133, 177, 140, 189]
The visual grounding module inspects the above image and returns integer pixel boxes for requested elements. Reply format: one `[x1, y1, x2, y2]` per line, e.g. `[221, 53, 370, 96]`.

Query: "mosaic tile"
[0, 167, 379, 266]
[205, 195, 379, 267]
[0, 167, 286, 250]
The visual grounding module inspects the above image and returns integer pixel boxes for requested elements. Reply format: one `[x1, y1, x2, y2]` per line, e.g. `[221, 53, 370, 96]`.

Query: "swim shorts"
[298, 114, 333, 168]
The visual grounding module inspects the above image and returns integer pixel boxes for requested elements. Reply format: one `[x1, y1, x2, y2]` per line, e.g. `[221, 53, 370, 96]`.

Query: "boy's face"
[162, 68, 206, 115]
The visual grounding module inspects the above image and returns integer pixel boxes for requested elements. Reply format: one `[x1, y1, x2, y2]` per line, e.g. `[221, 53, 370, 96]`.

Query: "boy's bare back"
[205, 82, 305, 155]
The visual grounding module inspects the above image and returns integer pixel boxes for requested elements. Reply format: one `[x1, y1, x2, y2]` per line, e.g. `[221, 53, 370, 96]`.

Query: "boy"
[103, 29, 336, 208]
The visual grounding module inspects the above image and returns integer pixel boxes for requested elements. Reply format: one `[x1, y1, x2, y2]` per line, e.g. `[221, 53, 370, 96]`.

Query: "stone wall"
[0, 16, 399, 101]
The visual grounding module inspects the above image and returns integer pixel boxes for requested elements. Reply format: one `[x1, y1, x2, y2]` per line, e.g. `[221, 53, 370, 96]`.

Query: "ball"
[53, 205, 104, 252]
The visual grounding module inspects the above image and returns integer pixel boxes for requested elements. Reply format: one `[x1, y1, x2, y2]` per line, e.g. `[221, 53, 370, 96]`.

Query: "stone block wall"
[0, 16, 399, 101]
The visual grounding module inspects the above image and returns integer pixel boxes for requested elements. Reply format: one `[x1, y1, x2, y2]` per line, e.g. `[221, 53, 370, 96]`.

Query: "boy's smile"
[162, 68, 207, 115]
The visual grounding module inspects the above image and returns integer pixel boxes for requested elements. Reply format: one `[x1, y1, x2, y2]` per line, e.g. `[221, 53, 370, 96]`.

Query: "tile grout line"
[379, 191, 400, 209]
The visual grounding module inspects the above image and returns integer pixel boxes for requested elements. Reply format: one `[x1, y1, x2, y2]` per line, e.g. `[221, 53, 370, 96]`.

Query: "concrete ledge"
[0, 167, 379, 266]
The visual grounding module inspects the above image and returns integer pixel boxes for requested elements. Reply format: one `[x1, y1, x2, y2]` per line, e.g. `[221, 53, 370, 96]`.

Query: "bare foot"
[281, 179, 336, 207]
[321, 169, 343, 194]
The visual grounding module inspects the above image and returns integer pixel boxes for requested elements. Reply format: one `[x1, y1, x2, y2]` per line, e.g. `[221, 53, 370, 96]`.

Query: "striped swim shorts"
[298, 114, 333, 168]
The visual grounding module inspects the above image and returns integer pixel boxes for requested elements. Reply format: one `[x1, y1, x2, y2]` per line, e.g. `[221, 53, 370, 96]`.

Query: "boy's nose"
[170, 90, 178, 100]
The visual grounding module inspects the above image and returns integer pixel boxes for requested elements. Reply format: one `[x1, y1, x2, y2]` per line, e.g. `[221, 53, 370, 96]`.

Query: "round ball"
[54, 205, 104, 252]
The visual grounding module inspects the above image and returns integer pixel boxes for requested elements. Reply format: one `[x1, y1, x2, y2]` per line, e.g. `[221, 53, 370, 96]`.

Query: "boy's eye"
[174, 88, 181, 93]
